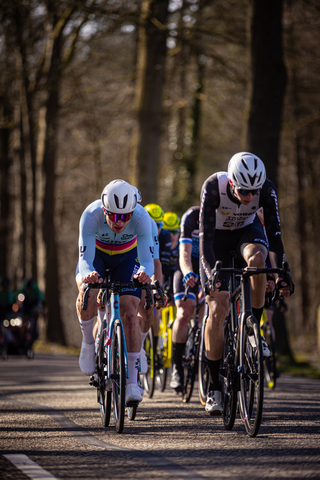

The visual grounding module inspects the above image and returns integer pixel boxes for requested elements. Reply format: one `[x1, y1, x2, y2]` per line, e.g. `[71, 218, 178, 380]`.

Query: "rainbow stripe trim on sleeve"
[95, 236, 137, 255]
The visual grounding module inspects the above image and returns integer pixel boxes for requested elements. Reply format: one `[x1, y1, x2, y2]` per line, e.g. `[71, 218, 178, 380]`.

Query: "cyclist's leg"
[76, 257, 105, 376]
[200, 234, 232, 414]
[239, 222, 269, 355]
[239, 221, 268, 320]
[120, 294, 143, 402]
[170, 268, 195, 392]
[137, 288, 154, 375]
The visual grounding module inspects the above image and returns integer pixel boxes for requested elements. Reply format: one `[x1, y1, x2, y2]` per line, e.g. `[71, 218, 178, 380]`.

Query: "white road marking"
[4, 454, 58, 480]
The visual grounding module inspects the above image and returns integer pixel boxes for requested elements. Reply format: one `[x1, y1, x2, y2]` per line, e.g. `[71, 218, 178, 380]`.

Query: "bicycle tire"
[97, 330, 111, 428]
[239, 314, 264, 437]
[198, 319, 210, 406]
[221, 317, 238, 431]
[127, 404, 137, 421]
[141, 327, 155, 398]
[261, 321, 277, 389]
[111, 319, 126, 433]
[182, 323, 199, 403]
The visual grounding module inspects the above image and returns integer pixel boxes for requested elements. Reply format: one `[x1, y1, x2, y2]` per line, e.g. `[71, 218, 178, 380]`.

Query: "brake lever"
[211, 260, 222, 291]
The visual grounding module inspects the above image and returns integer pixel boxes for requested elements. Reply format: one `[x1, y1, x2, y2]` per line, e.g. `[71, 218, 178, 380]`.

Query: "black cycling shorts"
[201, 219, 268, 292]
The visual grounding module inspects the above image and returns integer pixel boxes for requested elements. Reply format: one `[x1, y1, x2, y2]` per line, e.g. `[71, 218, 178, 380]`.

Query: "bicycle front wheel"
[221, 317, 237, 431]
[97, 330, 111, 427]
[198, 320, 210, 406]
[110, 319, 126, 433]
[239, 314, 264, 437]
[182, 323, 199, 403]
[141, 327, 155, 398]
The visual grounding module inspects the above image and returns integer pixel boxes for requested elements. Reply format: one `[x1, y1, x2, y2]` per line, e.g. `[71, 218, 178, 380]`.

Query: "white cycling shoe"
[205, 390, 223, 415]
[125, 383, 142, 404]
[248, 335, 271, 357]
[140, 348, 148, 374]
[79, 341, 95, 376]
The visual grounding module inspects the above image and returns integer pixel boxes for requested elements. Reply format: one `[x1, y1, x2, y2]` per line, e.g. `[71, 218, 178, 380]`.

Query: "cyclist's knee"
[176, 304, 194, 325]
[244, 245, 267, 268]
[208, 292, 229, 321]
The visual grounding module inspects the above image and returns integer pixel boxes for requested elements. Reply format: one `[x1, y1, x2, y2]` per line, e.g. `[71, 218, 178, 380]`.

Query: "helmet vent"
[241, 159, 249, 171]
[114, 194, 128, 210]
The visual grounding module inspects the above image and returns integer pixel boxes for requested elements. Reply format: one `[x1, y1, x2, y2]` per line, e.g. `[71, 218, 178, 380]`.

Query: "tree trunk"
[40, 24, 66, 345]
[245, 0, 287, 189]
[130, 0, 169, 202]
[0, 101, 12, 276]
[14, 5, 39, 282]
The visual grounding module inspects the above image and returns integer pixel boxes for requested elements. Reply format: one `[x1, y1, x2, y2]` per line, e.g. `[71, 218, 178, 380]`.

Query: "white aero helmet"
[228, 152, 266, 190]
[101, 179, 137, 213]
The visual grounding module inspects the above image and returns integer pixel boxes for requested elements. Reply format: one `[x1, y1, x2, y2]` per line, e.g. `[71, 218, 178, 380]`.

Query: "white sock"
[78, 316, 95, 344]
[127, 352, 140, 384]
[141, 331, 148, 349]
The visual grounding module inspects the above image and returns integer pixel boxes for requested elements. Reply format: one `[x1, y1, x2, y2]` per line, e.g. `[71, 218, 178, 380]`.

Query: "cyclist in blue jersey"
[169, 207, 202, 392]
[76, 179, 154, 404]
[200, 152, 292, 414]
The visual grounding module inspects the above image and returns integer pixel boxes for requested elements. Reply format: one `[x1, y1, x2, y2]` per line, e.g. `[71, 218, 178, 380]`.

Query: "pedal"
[89, 374, 99, 387]
[126, 400, 139, 408]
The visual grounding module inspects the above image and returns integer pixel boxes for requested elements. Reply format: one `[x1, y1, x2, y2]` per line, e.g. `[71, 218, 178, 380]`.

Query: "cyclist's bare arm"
[179, 243, 198, 288]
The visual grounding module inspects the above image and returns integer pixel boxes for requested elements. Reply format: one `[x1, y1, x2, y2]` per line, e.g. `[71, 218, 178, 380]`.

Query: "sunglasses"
[106, 211, 133, 223]
[237, 188, 260, 197]
[170, 229, 179, 235]
[156, 222, 163, 229]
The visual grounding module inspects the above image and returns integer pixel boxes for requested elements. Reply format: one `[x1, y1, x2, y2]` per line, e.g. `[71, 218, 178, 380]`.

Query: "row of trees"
[0, 0, 319, 355]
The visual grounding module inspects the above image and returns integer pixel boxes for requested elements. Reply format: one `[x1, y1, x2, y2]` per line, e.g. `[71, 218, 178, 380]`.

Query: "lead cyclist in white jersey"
[200, 152, 292, 415]
[76, 179, 154, 404]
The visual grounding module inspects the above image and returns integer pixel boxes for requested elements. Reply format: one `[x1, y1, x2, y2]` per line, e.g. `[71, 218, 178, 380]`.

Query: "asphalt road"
[0, 352, 320, 479]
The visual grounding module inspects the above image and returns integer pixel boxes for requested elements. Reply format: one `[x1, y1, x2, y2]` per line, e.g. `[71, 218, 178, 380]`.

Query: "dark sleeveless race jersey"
[179, 206, 200, 258]
[200, 172, 284, 274]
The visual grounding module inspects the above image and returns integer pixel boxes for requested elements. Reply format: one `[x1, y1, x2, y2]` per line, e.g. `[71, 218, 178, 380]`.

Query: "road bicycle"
[181, 282, 205, 403]
[82, 278, 159, 433]
[213, 254, 293, 437]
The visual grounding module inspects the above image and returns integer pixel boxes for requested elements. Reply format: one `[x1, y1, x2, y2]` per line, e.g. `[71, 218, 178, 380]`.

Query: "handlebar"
[210, 260, 294, 298]
[82, 280, 162, 311]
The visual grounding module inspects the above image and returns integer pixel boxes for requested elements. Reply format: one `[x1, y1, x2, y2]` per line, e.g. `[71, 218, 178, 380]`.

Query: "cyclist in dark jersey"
[170, 206, 201, 392]
[162, 212, 180, 303]
[200, 152, 291, 414]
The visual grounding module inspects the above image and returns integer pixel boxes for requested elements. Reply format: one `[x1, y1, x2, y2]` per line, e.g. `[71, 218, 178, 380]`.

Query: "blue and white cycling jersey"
[179, 206, 200, 258]
[78, 201, 154, 278]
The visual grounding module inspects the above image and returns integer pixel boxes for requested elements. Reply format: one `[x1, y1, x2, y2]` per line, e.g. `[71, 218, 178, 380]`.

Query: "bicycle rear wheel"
[261, 321, 277, 389]
[110, 319, 126, 433]
[239, 314, 264, 437]
[141, 327, 155, 398]
[97, 330, 111, 427]
[182, 323, 199, 403]
[198, 320, 210, 405]
[221, 317, 238, 431]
